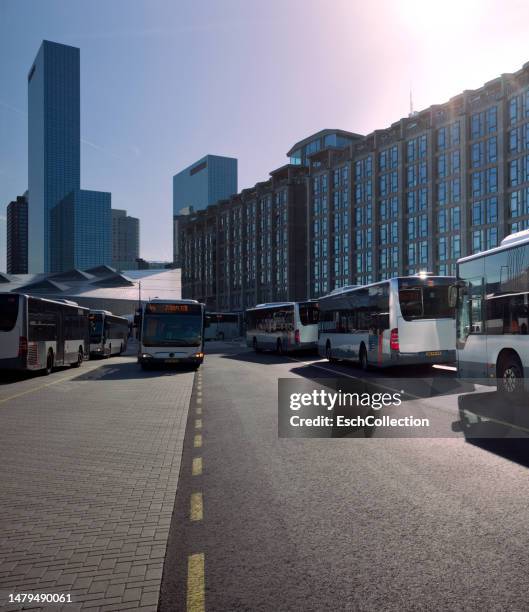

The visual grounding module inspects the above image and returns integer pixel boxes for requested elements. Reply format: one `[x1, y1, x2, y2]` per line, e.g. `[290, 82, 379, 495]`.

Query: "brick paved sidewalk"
[0, 357, 194, 611]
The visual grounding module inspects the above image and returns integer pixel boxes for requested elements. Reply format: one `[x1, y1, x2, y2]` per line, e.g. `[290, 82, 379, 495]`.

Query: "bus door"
[56, 310, 65, 365]
[458, 275, 487, 377]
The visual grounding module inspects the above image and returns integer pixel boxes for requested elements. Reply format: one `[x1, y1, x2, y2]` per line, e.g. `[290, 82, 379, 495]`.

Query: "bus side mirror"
[448, 285, 458, 309]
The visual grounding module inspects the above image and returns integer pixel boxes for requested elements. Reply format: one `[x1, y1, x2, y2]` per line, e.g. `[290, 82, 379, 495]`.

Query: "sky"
[2, 0, 529, 271]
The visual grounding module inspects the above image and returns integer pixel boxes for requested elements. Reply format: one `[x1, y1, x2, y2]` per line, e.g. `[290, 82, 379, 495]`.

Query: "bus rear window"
[299, 304, 319, 326]
[399, 282, 453, 320]
[0, 295, 19, 332]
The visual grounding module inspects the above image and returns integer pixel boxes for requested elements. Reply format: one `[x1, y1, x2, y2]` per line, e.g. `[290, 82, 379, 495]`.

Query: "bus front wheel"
[326, 342, 337, 364]
[497, 353, 524, 397]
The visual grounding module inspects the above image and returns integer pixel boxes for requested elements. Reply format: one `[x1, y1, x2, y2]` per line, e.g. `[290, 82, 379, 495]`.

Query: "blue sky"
[2, 0, 529, 271]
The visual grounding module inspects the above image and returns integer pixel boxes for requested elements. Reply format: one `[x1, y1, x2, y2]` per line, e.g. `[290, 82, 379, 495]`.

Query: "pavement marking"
[192, 457, 203, 476]
[196, 397, 203, 404]
[190, 492, 203, 521]
[433, 364, 457, 371]
[187, 553, 205, 612]
[196, 406, 202, 415]
[194, 434, 202, 448]
[195, 418, 202, 429]
[196, 390, 203, 398]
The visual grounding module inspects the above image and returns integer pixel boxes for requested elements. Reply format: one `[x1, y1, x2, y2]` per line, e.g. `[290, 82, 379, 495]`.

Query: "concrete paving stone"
[104, 582, 126, 598]
[88, 579, 109, 594]
[139, 590, 160, 607]
[122, 587, 142, 602]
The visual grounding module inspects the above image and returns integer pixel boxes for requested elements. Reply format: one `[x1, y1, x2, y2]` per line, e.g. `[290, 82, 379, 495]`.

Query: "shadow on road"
[71, 359, 197, 381]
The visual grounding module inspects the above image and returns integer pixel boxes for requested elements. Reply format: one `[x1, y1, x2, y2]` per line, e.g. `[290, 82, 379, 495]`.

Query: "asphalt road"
[160, 342, 529, 611]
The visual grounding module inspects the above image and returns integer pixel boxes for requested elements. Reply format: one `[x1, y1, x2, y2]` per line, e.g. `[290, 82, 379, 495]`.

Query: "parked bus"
[204, 312, 242, 341]
[0, 293, 89, 374]
[318, 275, 456, 369]
[88, 310, 129, 358]
[246, 301, 319, 354]
[136, 299, 206, 369]
[452, 228, 529, 394]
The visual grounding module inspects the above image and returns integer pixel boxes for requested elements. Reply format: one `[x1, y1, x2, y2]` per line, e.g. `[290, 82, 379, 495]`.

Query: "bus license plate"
[165, 358, 180, 363]
[426, 351, 441, 357]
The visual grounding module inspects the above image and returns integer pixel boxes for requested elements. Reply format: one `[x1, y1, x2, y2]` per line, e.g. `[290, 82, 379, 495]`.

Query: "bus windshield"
[0, 294, 19, 332]
[143, 313, 202, 347]
[398, 278, 454, 321]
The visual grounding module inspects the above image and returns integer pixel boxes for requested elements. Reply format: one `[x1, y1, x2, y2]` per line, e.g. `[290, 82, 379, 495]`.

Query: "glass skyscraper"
[52, 189, 112, 272]
[28, 40, 81, 273]
[173, 155, 237, 264]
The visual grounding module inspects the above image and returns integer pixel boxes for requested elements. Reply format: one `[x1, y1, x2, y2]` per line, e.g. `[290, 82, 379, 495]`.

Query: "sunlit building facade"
[180, 165, 308, 310]
[181, 62, 529, 306]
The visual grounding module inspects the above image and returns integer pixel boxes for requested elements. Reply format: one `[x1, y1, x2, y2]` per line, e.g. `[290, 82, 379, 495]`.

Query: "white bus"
[204, 312, 242, 341]
[318, 275, 456, 369]
[0, 293, 89, 374]
[452, 228, 529, 394]
[246, 301, 319, 354]
[88, 310, 129, 358]
[136, 299, 206, 369]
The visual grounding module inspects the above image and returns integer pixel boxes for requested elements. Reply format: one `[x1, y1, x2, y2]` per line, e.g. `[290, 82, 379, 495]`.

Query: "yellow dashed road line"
[195, 419, 202, 429]
[194, 434, 202, 448]
[190, 492, 203, 521]
[192, 457, 203, 476]
[187, 553, 205, 612]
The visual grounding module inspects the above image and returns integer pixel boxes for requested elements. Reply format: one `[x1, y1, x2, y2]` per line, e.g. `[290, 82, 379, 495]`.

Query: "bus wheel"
[71, 347, 83, 368]
[253, 337, 261, 353]
[44, 350, 54, 376]
[277, 339, 284, 355]
[359, 345, 369, 372]
[119, 343, 123, 355]
[326, 342, 336, 364]
[497, 353, 524, 397]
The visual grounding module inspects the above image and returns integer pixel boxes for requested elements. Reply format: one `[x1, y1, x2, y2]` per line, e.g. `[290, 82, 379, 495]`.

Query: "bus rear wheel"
[359, 345, 369, 372]
[44, 350, 54, 376]
[497, 353, 524, 397]
[71, 347, 83, 368]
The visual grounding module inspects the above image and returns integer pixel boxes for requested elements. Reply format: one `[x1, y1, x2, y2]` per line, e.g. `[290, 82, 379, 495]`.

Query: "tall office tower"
[6, 193, 28, 274]
[112, 209, 140, 270]
[51, 190, 111, 272]
[28, 40, 80, 273]
[173, 155, 237, 265]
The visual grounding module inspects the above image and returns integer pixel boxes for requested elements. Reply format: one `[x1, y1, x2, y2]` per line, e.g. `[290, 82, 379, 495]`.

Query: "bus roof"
[457, 229, 529, 264]
[147, 298, 200, 304]
[319, 274, 454, 300]
[2, 292, 89, 311]
[247, 302, 296, 311]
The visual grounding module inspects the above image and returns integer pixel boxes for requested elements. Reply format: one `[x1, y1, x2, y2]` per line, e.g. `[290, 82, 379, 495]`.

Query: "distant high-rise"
[173, 155, 237, 264]
[6, 193, 28, 274]
[112, 209, 140, 270]
[28, 40, 80, 273]
[51, 189, 111, 272]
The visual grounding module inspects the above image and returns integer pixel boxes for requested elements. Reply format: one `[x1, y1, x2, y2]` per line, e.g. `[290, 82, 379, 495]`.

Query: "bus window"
[299, 303, 319, 326]
[399, 281, 453, 320]
[0, 295, 19, 332]
[28, 302, 57, 342]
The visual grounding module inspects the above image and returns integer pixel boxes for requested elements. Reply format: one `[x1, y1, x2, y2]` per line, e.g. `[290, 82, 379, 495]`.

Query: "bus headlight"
[141, 353, 153, 359]
[193, 352, 204, 359]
